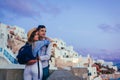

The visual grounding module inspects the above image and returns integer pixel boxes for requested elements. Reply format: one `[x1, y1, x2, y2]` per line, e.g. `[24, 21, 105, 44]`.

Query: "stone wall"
[48, 68, 88, 80]
[71, 67, 88, 79]
[0, 66, 89, 80]
[0, 69, 24, 80]
[48, 70, 81, 80]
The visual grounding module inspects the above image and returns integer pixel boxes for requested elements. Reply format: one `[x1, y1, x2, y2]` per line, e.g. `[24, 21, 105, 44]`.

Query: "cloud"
[98, 24, 120, 33]
[0, 0, 61, 18]
[76, 48, 120, 61]
[36, 0, 61, 16]
[0, 0, 37, 17]
[114, 24, 120, 32]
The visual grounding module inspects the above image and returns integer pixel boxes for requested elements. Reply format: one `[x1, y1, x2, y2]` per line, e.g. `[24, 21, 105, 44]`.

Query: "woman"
[24, 28, 50, 80]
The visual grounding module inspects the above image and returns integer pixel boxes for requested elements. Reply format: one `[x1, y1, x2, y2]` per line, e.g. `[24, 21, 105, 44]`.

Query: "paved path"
[48, 70, 85, 80]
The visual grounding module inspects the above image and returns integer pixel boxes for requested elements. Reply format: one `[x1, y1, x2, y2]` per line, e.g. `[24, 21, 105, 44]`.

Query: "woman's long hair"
[28, 30, 38, 44]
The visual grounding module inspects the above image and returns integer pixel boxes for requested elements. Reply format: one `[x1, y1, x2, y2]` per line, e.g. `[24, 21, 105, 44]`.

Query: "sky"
[0, 0, 120, 61]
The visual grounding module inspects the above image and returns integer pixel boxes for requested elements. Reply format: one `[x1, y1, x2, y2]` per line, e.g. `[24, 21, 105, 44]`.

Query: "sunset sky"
[0, 0, 120, 61]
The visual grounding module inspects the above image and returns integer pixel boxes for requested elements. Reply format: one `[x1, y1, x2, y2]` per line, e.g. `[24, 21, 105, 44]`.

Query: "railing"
[3, 49, 18, 64]
[0, 47, 18, 64]
[0, 48, 2, 52]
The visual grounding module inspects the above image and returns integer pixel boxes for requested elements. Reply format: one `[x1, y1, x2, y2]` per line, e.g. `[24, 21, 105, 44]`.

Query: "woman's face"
[33, 31, 39, 41]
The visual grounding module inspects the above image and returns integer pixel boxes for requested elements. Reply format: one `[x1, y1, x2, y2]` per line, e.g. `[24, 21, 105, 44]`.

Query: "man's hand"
[45, 37, 54, 42]
[37, 57, 40, 61]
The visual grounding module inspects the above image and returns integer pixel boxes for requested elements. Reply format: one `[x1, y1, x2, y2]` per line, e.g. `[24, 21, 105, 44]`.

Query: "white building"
[12, 25, 27, 39]
[0, 23, 25, 65]
[96, 59, 105, 65]
[0, 23, 8, 48]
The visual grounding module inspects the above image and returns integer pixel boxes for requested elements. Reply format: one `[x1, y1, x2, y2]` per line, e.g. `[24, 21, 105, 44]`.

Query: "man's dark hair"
[37, 25, 46, 31]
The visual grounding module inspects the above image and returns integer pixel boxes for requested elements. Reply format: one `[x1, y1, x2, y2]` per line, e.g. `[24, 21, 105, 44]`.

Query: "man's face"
[38, 28, 46, 38]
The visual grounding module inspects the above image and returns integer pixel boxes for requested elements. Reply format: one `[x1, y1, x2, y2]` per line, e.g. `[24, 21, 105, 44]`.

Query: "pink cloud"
[76, 48, 120, 61]
[0, 0, 38, 17]
[0, 0, 61, 18]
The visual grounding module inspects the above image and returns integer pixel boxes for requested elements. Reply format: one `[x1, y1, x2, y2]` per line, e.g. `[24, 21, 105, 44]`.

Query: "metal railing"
[3, 49, 18, 64]
[0, 47, 18, 64]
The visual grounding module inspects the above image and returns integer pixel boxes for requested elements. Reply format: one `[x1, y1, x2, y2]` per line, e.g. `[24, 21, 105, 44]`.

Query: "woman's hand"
[27, 59, 37, 65]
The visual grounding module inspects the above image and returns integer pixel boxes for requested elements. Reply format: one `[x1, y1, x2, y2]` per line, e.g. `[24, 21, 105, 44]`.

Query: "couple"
[24, 25, 52, 80]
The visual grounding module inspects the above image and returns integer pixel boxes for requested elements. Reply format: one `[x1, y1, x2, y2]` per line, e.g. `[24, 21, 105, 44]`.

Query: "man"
[36, 25, 52, 80]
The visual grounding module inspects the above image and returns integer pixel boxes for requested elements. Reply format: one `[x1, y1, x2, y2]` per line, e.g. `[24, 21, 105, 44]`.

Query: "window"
[7, 34, 10, 39]
[61, 47, 64, 49]
[66, 55, 69, 58]
[0, 33, 4, 38]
